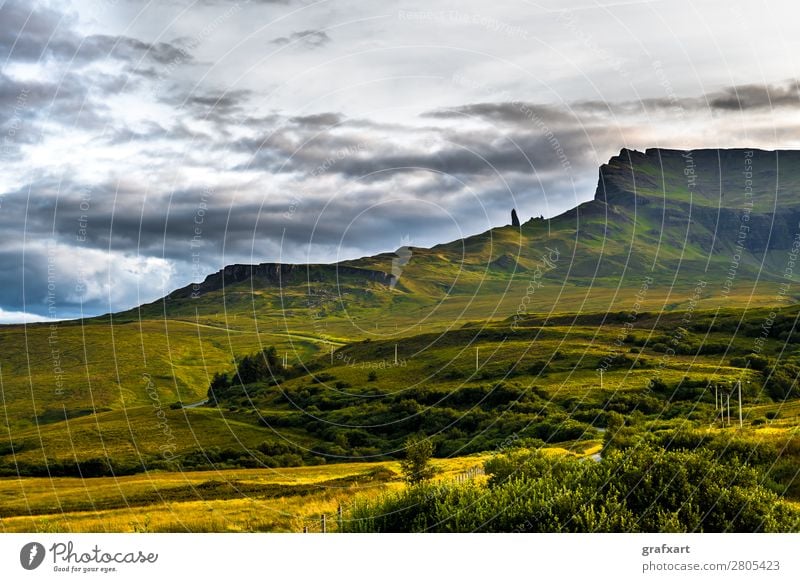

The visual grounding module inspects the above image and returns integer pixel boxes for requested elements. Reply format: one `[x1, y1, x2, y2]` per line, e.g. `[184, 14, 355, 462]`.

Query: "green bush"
[344, 446, 800, 532]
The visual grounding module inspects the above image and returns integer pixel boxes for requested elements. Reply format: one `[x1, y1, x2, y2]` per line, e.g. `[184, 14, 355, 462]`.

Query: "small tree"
[400, 435, 436, 485]
[235, 347, 283, 385]
[207, 372, 230, 404]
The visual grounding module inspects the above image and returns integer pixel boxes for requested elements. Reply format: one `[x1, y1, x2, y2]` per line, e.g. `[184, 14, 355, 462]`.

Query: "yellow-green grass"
[4, 405, 314, 467]
[0, 318, 329, 432]
[2, 312, 786, 471]
[0, 275, 791, 439]
[0, 455, 493, 532]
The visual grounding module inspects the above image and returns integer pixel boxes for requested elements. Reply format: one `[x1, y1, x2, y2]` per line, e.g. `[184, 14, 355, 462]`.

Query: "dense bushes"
[208, 346, 286, 403]
[727, 354, 800, 401]
[343, 446, 800, 532]
[627, 328, 728, 355]
[0, 456, 169, 478]
[763, 363, 800, 400]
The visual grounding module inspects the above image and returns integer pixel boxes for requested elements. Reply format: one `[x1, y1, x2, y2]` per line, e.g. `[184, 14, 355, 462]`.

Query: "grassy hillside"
[0, 455, 492, 532]
[4, 304, 800, 489]
[4, 148, 798, 438]
[2, 148, 800, 532]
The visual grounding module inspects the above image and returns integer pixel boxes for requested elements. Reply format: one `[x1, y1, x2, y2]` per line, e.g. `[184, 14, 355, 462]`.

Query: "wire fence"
[300, 465, 485, 532]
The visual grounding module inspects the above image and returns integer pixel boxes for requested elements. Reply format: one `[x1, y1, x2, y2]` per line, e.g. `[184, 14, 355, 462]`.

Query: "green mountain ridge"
[138, 147, 800, 326]
[3, 147, 800, 478]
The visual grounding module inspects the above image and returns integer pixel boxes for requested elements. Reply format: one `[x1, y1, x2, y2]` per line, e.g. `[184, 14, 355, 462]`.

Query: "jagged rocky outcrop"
[592, 147, 800, 253]
[595, 147, 800, 206]
[168, 262, 394, 299]
[160, 147, 800, 306]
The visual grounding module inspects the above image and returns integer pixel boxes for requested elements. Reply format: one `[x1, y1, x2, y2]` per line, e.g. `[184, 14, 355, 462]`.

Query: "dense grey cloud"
[424, 102, 575, 125]
[0, 1, 191, 65]
[0, 0, 71, 62]
[270, 29, 331, 49]
[429, 80, 800, 127]
[0, 0, 197, 149]
[707, 81, 800, 111]
[2, 0, 800, 321]
[289, 112, 344, 128]
[77, 34, 193, 65]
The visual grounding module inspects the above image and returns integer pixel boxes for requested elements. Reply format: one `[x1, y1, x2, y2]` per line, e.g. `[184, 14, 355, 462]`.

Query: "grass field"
[3, 148, 800, 531]
[0, 455, 499, 532]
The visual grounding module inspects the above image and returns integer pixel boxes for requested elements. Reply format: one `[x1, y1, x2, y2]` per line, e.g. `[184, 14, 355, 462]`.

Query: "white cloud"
[4, 0, 800, 318]
[0, 308, 53, 324]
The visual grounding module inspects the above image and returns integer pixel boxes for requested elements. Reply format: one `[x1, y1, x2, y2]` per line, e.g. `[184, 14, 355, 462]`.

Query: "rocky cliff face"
[168, 262, 394, 299]
[592, 147, 800, 252]
[165, 148, 800, 303]
[137, 147, 800, 316]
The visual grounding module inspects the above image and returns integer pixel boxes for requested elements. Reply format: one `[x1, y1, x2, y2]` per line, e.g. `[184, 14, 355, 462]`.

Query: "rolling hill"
[2, 147, 800, 480]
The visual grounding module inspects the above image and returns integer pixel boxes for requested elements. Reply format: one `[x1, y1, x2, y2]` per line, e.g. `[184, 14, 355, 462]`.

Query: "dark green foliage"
[399, 435, 436, 485]
[649, 376, 716, 403]
[179, 445, 305, 469]
[728, 353, 800, 400]
[208, 347, 287, 402]
[645, 328, 729, 356]
[606, 426, 800, 502]
[730, 354, 770, 371]
[0, 456, 157, 478]
[34, 408, 112, 425]
[344, 446, 800, 532]
[235, 346, 284, 385]
[764, 362, 800, 400]
[527, 360, 549, 375]
[647, 377, 669, 392]
[602, 354, 640, 369]
[602, 391, 663, 415]
[207, 372, 230, 403]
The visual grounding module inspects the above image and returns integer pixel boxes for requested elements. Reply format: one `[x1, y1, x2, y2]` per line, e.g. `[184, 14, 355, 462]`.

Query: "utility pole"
[726, 393, 731, 426]
[738, 379, 743, 428]
[599, 369, 604, 391]
[330, 344, 334, 365]
[475, 347, 479, 371]
[394, 343, 398, 365]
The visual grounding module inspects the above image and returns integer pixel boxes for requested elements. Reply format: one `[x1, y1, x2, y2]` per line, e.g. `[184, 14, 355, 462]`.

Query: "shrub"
[399, 435, 436, 485]
[764, 363, 800, 400]
[311, 372, 335, 384]
[344, 446, 800, 532]
[527, 361, 549, 375]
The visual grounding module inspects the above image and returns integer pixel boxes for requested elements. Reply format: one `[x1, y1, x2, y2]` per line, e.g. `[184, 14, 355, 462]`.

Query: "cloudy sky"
[1, 0, 800, 322]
